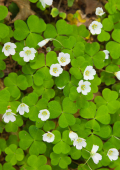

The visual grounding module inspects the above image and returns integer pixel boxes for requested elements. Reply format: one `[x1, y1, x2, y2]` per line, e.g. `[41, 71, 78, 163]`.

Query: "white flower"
[107, 148, 119, 161]
[38, 38, 51, 47]
[17, 103, 29, 115]
[69, 131, 78, 141]
[89, 21, 103, 35]
[73, 137, 87, 150]
[57, 52, 71, 66]
[43, 132, 55, 143]
[38, 109, 50, 121]
[50, 64, 63, 77]
[95, 7, 105, 16]
[19, 47, 37, 62]
[83, 66, 96, 80]
[57, 86, 65, 90]
[40, 0, 53, 8]
[2, 109, 16, 123]
[103, 50, 109, 60]
[2, 42, 16, 56]
[77, 80, 91, 95]
[91, 145, 102, 164]
[115, 71, 120, 80]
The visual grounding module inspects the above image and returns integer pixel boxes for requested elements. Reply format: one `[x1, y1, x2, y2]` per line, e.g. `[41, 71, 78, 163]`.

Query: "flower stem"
[113, 135, 120, 141]
[83, 148, 90, 153]
[100, 69, 113, 74]
[51, 38, 64, 47]
[84, 156, 91, 165]
[87, 163, 93, 170]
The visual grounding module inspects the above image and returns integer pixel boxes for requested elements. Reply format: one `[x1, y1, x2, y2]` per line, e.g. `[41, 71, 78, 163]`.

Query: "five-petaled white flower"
[57, 86, 65, 90]
[83, 66, 96, 80]
[38, 38, 51, 47]
[107, 148, 119, 161]
[77, 80, 91, 95]
[2, 109, 16, 123]
[38, 109, 50, 121]
[17, 103, 29, 115]
[43, 132, 55, 143]
[95, 7, 105, 16]
[73, 137, 87, 150]
[50, 64, 63, 77]
[103, 50, 109, 60]
[90, 145, 102, 164]
[2, 42, 16, 56]
[115, 71, 120, 80]
[39, 0, 53, 8]
[89, 21, 103, 35]
[57, 52, 71, 66]
[69, 131, 78, 141]
[19, 47, 37, 62]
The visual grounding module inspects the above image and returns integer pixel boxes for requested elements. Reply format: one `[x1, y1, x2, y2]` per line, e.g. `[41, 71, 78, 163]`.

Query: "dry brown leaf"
[7, 0, 35, 23]
[77, 0, 104, 15]
[84, 0, 104, 15]
[91, 91, 102, 102]
[67, 10, 86, 26]
[5, 11, 12, 22]
[0, 0, 4, 5]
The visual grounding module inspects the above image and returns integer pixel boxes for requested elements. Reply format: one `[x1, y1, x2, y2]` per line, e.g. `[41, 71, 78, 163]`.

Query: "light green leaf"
[86, 134, 103, 151]
[51, 8, 59, 17]
[62, 97, 77, 114]
[59, 113, 76, 128]
[0, 6, 8, 20]
[5, 144, 24, 165]
[113, 121, 120, 137]
[85, 119, 100, 131]
[0, 23, 9, 39]
[46, 51, 58, 66]
[95, 105, 110, 124]
[69, 147, 81, 160]
[53, 140, 71, 154]
[80, 102, 96, 119]
[27, 15, 46, 33]
[48, 101, 62, 119]
[56, 19, 73, 35]
[14, 20, 29, 40]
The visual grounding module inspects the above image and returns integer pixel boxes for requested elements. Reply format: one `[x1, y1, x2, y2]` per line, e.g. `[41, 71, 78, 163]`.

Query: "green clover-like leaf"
[5, 144, 24, 165]
[19, 125, 46, 155]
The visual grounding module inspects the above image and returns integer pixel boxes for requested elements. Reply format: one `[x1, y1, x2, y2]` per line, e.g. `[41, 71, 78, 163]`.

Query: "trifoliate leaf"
[5, 144, 24, 165]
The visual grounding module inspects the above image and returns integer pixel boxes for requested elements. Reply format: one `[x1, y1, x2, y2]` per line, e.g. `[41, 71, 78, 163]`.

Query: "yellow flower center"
[25, 50, 31, 56]
[45, 39, 48, 43]
[92, 24, 97, 29]
[21, 103, 25, 107]
[81, 85, 86, 90]
[85, 70, 90, 76]
[98, 10, 103, 14]
[47, 133, 53, 138]
[5, 45, 10, 50]
[77, 138, 82, 143]
[91, 151, 95, 157]
[60, 57, 66, 63]
[42, 111, 47, 115]
[53, 67, 58, 73]
[6, 112, 12, 116]
[115, 72, 118, 76]
[108, 150, 113, 156]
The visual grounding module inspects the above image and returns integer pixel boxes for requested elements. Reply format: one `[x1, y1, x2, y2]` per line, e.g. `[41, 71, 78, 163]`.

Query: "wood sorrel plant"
[0, 0, 120, 169]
